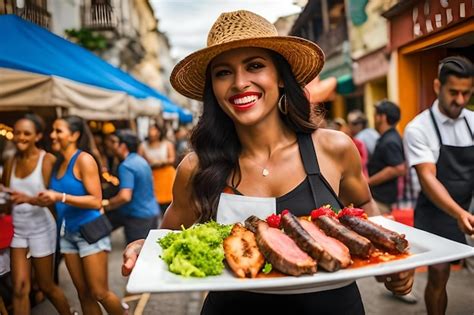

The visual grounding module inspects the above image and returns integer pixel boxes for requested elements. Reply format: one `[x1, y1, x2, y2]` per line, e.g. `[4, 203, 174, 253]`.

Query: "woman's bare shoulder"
[176, 152, 199, 175]
[76, 151, 98, 169]
[43, 152, 57, 164]
[312, 128, 354, 155]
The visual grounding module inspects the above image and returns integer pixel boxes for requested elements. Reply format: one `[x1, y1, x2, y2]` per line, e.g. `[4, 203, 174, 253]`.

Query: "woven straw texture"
[170, 10, 325, 101]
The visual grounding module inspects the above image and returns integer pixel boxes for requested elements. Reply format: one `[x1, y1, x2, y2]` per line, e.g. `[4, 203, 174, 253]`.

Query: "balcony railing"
[316, 20, 348, 57]
[81, 0, 117, 31]
[0, 0, 17, 14]
[20, 0, 50, 29]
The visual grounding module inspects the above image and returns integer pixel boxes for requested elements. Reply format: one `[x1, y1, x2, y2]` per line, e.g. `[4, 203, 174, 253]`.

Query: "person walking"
[139, 123, 176, 212]
[367, 101, 406, 215]
[121, 10, 414, 315]
[404, 56, 474, 315]
[1, 114, 73, 315]
[37, 115, 124, 315]
[102, 130, 160, 244]
[347, 109, 379, 158]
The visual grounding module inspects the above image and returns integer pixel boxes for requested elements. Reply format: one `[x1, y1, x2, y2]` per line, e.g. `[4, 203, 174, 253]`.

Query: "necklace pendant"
[262, 168, 269, 177]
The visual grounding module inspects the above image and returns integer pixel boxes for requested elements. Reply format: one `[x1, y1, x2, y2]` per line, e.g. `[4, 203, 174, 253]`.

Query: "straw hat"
[170, 10, 325, 101]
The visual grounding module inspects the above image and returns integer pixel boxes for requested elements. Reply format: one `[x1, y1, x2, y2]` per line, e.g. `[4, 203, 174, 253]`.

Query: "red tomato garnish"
[310, 206, 337, 220]
[266, 214, 281, 228]
[281, 209, 290, 216]
[337, 207, 367, 219]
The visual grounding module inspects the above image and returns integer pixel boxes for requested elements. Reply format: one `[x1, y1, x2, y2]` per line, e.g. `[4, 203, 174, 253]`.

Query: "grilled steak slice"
[224, 224, 265, 278]
[247, 216, 316, 276]
[339, 215, 409, 254]
[244, 215, 260, 233]
[315, 215, 374, 258]
[281, 213, 340, 272]
[299, 219, 351, 269]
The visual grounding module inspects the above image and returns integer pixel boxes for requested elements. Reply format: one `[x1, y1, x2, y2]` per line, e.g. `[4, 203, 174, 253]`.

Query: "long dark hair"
[191, 50, 320, 222]
[53, 115, 99, 173]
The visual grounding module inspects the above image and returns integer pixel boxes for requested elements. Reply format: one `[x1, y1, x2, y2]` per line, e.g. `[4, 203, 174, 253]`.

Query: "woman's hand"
[10, 191, 32, 205]
[376, 269, 415, 295]
[37, 190, 61, 206]
[122, 239, 145, 276]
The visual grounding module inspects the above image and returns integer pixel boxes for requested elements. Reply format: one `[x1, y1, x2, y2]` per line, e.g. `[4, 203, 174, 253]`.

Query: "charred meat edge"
[245, 216, 317, 276]
[339, 215, 409, 254]
[315, 215, 374, 258]
[281, 213, 341, 272]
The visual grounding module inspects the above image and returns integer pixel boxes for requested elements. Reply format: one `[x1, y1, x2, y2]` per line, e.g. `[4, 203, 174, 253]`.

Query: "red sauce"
[256, 270, 286, 278]
[349, 249, 410, 269]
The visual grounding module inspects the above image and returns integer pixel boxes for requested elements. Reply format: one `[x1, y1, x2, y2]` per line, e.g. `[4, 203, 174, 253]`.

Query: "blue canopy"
[0, 14, 192, 123]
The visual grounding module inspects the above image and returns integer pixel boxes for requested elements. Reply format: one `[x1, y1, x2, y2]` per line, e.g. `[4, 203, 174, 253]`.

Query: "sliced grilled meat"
[244, 215, 260, 233]
[299, 219, 351, 269]
[246, 216, 317, 276]
[223, 224, 265, 278]
[339, 215, 409, 254]
[281, 213, 341, 272]
[315, 215, 374, 258]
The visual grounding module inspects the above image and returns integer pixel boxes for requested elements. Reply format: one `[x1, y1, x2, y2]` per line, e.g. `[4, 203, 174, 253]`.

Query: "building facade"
[382, 0, 473, 130]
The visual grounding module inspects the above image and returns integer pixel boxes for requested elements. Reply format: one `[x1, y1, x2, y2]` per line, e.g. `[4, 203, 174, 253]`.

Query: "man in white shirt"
[404, 56, 474, 315]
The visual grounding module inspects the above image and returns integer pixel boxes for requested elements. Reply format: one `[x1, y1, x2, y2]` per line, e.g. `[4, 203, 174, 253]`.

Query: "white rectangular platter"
[126, 216, 474, 293]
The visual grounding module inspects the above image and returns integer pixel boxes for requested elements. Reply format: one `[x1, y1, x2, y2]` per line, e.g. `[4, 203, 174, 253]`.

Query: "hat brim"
[170, 36, 325, 101]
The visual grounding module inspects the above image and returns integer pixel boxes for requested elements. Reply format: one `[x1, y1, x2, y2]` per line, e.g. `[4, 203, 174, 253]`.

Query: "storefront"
[382, 0, 473, 131]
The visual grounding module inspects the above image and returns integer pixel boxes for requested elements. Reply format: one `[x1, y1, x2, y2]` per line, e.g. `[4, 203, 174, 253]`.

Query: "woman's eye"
[248, 62, 264, 70]
[214, 69, 230, 77]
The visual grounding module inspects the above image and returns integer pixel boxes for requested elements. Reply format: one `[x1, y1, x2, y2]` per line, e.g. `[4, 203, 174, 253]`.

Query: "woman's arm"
[325, 131, 379, 216]
[11, 153, 57, 206]
[160, 152, 199, 229]
[122, 152, 199, 276]
[38, 152, 102, 209]
[165, 141, 176, 165]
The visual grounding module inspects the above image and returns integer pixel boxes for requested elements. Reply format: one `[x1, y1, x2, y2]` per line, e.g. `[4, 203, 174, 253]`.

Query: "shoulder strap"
[463, 117, 474, 141]
[429, 108, 443, 145]
[297, 133, 320, 175]
[297, 133, 320, 207]
[69, 150, 81, 168]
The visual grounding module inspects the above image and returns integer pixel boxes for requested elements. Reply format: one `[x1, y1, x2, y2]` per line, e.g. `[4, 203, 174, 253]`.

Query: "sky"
[149, 0, 302, 61]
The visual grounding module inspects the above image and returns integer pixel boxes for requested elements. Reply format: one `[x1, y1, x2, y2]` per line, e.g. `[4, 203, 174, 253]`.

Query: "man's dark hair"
[115, 129, 139, 153]
[438, 56, 474, 85]
[375, 100, 400, 126]
[347, 109, 368, 128]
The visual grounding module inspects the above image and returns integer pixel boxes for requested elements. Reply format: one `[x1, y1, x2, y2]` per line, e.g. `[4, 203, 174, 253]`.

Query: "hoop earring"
[278, 94, 288, 115]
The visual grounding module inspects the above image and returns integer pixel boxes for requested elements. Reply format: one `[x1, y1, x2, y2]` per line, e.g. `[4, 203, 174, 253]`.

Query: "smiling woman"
[123, 9, 415, 315]
[1, 114, 73, 315]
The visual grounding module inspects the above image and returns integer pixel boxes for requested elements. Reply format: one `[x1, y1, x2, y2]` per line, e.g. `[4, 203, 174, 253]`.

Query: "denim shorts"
[60, 230, 111, 258]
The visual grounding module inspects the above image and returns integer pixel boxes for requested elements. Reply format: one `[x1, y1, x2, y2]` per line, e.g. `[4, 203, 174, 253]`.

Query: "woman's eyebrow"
[211, 56, 267, 69]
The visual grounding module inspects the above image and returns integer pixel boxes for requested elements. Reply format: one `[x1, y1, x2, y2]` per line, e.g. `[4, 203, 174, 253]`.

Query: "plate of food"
[126, 208, 474, 294]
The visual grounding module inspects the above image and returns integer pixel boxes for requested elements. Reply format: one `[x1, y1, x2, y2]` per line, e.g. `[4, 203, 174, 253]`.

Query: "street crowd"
[0, 9, 473, 315]
[0, 116, 190, 315]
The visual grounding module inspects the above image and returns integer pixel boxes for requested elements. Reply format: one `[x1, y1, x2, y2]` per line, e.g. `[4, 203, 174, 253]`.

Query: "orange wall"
[396, 19, 473, 134]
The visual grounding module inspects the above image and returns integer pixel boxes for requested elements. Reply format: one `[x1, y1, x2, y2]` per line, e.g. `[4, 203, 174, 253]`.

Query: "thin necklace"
[247, 159, 270, 177]
[244, 159, 270, 177]
[242, 138, 297, 177]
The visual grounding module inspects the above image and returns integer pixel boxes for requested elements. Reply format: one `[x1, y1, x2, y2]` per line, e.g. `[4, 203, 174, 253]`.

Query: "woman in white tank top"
[2, 115, 73, 315]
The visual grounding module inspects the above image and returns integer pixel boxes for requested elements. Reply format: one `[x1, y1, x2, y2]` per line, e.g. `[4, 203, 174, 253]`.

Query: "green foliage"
[65, 28, 108, 51]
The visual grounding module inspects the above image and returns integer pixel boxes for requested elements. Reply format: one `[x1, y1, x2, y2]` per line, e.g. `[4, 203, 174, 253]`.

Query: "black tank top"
[211, 133, 364, 315]
[228, 133, 344, 214]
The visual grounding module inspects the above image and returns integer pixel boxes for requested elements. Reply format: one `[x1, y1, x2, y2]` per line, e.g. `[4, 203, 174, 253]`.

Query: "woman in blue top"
[123, 10, 414, 315]
[38, 116, 124, 315]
